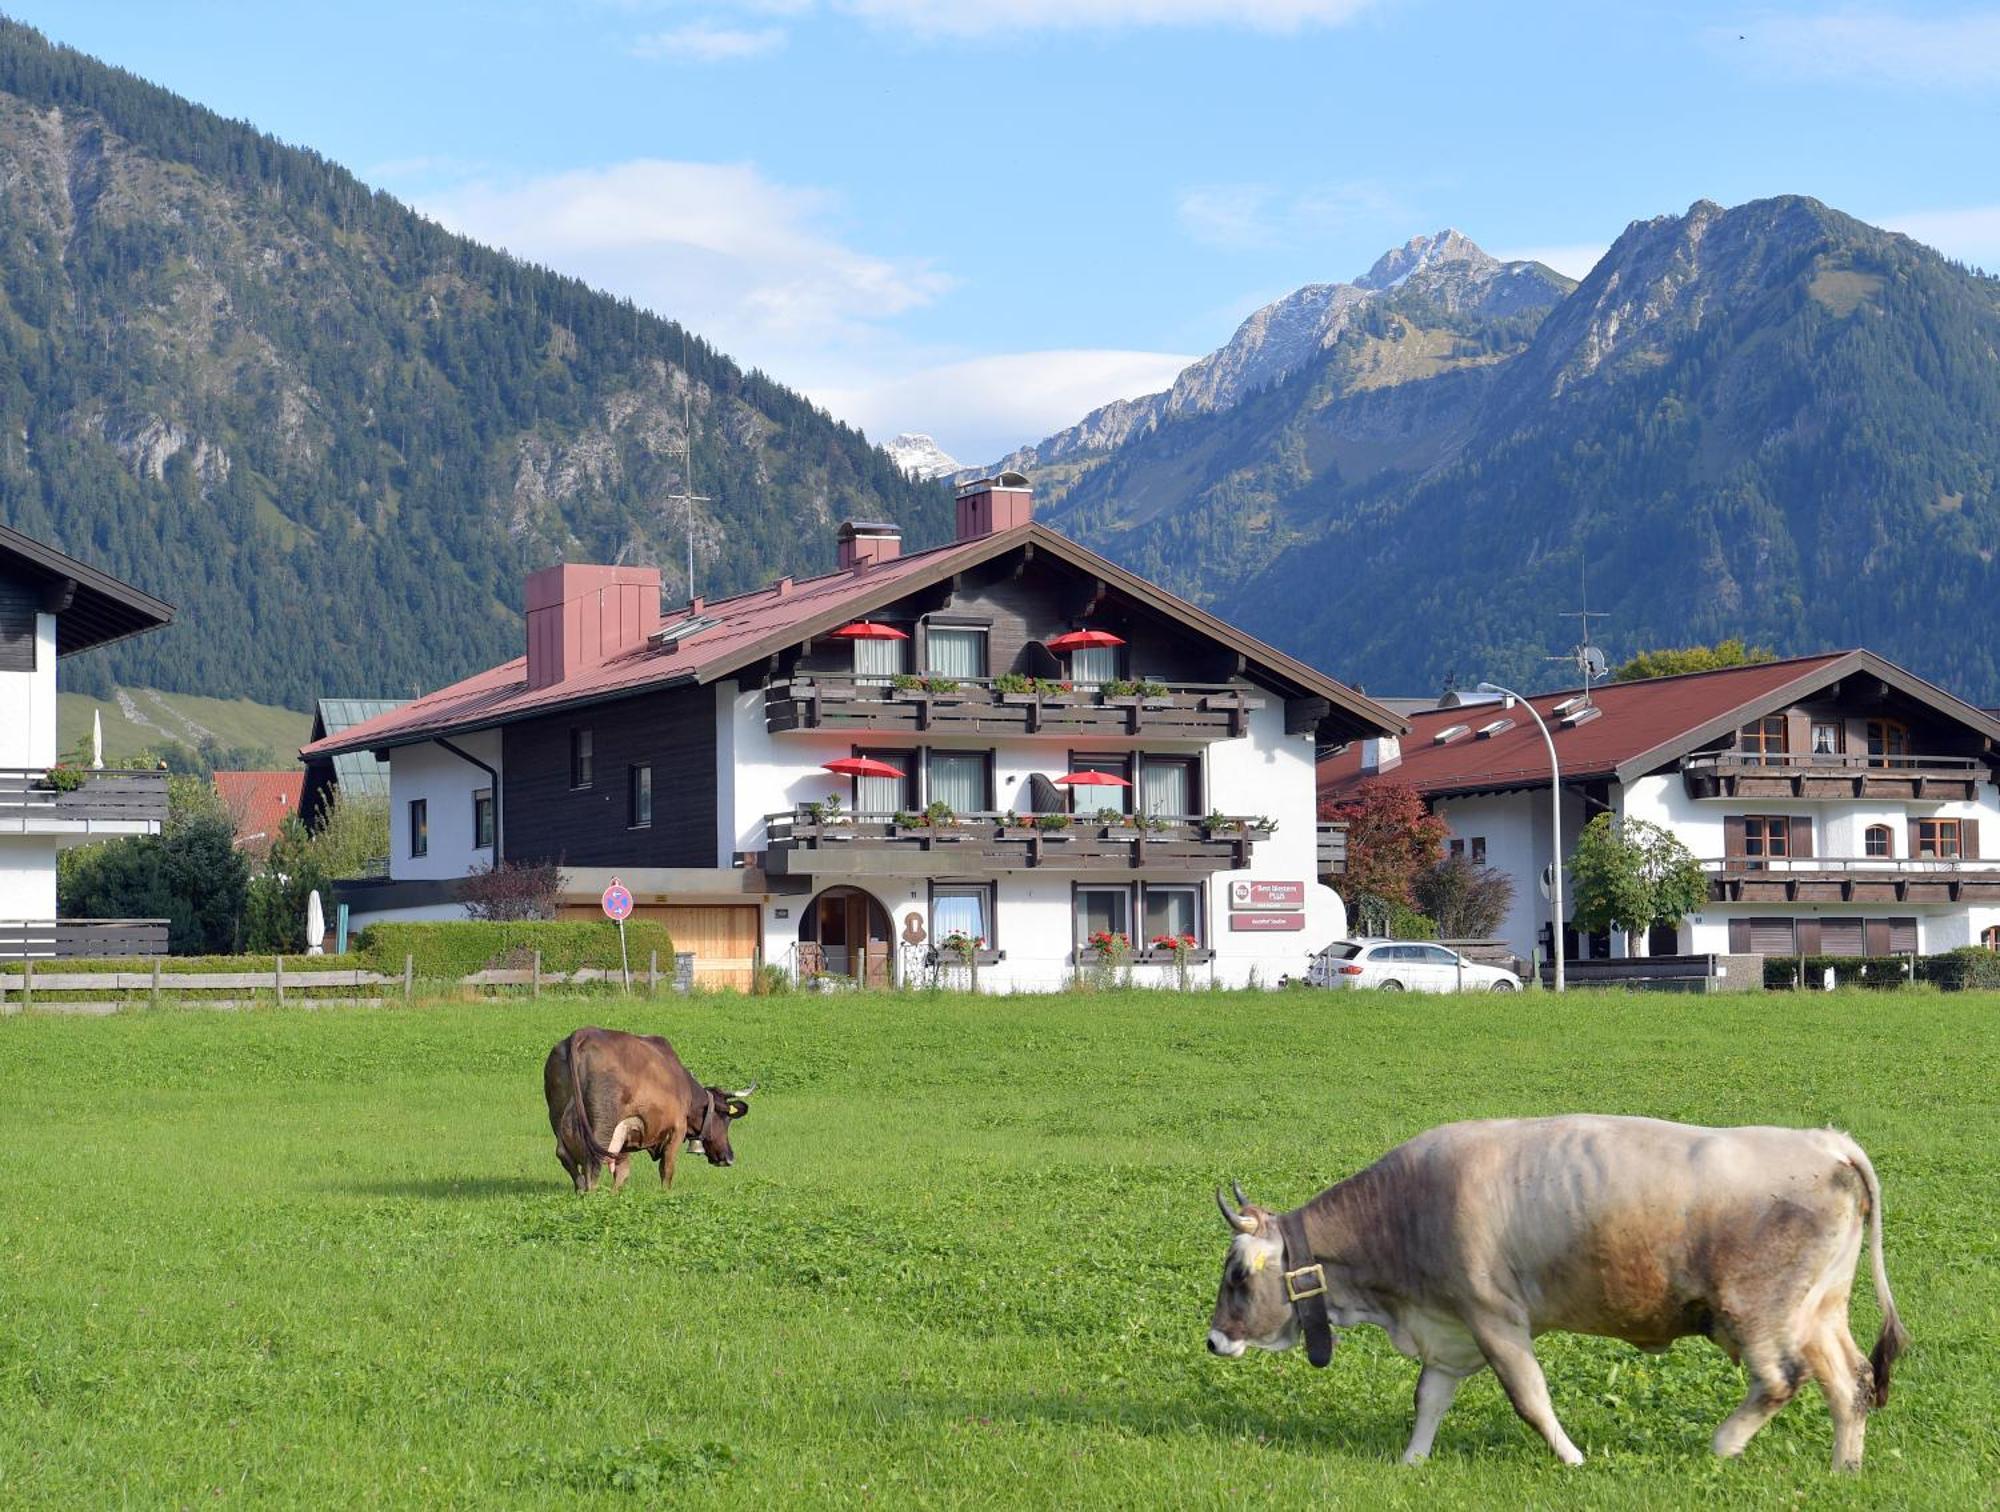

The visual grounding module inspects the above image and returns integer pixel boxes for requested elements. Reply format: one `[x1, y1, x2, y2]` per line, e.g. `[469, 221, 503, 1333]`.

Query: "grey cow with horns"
[1208, 1115, 1907, 1470]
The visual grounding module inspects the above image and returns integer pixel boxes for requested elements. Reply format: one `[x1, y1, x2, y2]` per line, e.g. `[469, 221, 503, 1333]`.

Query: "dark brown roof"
[0, 524, 175, 655]
[305, 522, 1403, 758]
[1318, 650, 2000, 800]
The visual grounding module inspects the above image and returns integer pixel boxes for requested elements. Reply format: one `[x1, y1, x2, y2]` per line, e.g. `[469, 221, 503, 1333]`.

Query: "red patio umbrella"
[823, 756, 906, 779]
[828, 620, 909, 640]
[1045, 628, 1125, 651]
[1053, 770, 1131, 787]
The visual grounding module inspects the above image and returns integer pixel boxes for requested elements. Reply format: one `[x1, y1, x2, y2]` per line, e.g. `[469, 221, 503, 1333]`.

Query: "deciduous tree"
[1568, 814, 1707, 955]
[1613, 638, 1776, 683]
[1319, 781, 1448, 924]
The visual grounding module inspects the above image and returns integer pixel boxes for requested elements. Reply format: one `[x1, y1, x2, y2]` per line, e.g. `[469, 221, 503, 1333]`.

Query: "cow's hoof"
[1558, 1446, 1585, 1467]
[1399, 1450, 1428, 1467]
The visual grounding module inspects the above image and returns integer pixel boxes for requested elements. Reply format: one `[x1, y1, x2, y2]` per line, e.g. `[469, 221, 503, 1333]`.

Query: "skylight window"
[1433, 723, 1471, 745]
[1474, 718, 1516, 740]
[1560, 704, 1604, 728]
[651, 613, 720, 651]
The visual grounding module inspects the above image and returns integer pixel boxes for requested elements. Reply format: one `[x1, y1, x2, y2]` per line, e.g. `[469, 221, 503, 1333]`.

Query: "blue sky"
[10, 2, 1999, 461]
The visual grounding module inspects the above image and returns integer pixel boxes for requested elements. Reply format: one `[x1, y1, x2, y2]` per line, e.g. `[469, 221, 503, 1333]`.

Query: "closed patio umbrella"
[305, 888, 326, 956]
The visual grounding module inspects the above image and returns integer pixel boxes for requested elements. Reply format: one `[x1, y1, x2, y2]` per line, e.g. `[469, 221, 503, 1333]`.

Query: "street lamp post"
[1477, 681, 1565, 993]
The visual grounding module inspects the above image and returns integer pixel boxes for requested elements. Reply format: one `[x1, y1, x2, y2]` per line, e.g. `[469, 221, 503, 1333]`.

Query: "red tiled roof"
[1318, 653, 1863, 798]
[305, 521, 1401, 758]
[214, 770, 305, 854]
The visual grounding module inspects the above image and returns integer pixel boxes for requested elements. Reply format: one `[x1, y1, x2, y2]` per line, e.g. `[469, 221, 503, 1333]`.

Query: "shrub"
[1411, 855, 1515, 939]
[1387, 904, 1438, 940]
[1918, 947, 2000, 991]
[461, 860, 562, 921]
[356, 920, 675, 979]
[1763, 954, 1917, 991]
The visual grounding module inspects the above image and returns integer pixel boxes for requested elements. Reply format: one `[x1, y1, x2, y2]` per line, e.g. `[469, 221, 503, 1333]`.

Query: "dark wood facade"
[501, 682, 719, 868]
[764, 812, 1274, 878]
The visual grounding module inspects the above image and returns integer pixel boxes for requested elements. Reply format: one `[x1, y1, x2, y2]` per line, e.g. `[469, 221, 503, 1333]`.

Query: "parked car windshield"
[1320, 942, 1364, 960]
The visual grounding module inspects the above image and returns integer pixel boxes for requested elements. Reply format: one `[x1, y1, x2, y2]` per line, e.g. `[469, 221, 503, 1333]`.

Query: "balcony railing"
[765, 676, 1266, 739]
[762, 809, 1275, 877]
[1682, 751, 1988, 802]
[1317, 820, 1348, 877]
[1703, 854, 2000, 904]
[0, 768, 170, 828]
[0, 918, 171, 959]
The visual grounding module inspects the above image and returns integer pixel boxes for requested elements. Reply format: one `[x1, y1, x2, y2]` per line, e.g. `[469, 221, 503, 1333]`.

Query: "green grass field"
[57, 686, 311, 765]
[1, 988, 1995, 1508]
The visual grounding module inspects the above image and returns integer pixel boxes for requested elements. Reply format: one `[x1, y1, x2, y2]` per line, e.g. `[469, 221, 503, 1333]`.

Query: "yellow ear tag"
[1249, 1251, 1269, 1274]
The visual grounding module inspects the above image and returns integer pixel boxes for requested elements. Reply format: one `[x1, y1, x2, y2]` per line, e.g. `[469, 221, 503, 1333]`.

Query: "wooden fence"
[0, 950, 698, 1015]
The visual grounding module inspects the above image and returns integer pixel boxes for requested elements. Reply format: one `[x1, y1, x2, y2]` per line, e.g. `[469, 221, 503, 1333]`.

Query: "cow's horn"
[728, 1081, 758, 1101]
[1217, 1186, 1257, 1234]
[1231, 1180, 1252, 1211]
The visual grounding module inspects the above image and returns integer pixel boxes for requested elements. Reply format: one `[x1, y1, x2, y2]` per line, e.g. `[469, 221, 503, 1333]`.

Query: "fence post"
[275, 955, 285, 1008]
[532, 950, 542, 999]
[648, 950, 658, 995]
[151, 957, 161, 1011]
[404, 953, 414, 1002]
[21, 957, 30, 1011]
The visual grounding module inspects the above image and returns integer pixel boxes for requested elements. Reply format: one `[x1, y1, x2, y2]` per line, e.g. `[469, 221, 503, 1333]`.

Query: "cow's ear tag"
[1249, 1251, 1269, 1274]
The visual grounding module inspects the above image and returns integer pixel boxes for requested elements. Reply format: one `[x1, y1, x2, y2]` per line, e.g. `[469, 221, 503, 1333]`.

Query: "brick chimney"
[524, 563, 663, 690]
[954, 471, 1033, 540]
[837, 519, 902, 570]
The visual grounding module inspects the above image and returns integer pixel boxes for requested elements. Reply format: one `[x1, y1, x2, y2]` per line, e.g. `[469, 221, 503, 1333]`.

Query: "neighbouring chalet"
[0, 524, 174, 958]
[305, 475, 1400, 989]
[1318, 651, 2000, 964]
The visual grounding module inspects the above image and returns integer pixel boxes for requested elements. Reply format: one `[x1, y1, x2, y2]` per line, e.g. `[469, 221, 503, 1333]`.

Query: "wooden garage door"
[556, 903, 761, 990]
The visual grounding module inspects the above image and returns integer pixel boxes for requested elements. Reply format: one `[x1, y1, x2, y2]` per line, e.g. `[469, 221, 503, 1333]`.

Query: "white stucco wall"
[0, 613, 59, 770]
[0, 836, 56, 918]
[726, 682, 1339, 990]
[1433, 786, 1590, 961]
[385, 733, 502, 882]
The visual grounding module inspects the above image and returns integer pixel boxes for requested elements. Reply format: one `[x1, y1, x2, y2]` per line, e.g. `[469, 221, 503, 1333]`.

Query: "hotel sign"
[1229, 912, 1306, 932]
[1229, 880, 1305, 911]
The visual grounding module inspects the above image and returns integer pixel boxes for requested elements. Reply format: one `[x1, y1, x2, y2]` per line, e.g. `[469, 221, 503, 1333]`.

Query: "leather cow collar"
[1275, 1207, 1337, 1368]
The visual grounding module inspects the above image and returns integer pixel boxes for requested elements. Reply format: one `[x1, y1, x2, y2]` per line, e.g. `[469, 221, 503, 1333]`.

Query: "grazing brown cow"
[1207, 1116, 1906, 1470]
[543, 1027, 754, 1193]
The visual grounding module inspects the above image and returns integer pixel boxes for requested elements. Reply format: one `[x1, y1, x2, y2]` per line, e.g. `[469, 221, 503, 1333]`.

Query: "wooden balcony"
[1703, 856, 2000, 905]
[1682, 751, 1987, 802]
[0, 768, 169, 831]
[762, 810, 1275, 878]
[1317, 820, 1349, 877]
[764, 676, 1266, 739]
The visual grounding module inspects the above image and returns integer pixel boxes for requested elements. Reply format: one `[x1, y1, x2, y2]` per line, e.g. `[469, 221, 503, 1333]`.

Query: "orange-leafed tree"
[1318, 781, 1448, 909]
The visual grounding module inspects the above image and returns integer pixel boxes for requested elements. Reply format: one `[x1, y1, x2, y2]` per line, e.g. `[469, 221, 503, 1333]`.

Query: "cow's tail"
[562, 1034, 614, 1173]
[1842, 1136, 1908, 1408]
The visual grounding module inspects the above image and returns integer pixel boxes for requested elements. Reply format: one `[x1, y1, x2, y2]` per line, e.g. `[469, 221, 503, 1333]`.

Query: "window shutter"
[1727, 917, 1752, 953]
[1820, 918, 1864, 957]
[1795, 919, 1822, 955]
[1789, 815, 1814, 859]
[1724, 815, 1747, 858]
[1784, 710, 1811, 755]
[1908, 818, 1923, 858]
[1749, 917, 1797, 954]
[1888, 918, 1919, 954]
[1963, 818, 1980, 859]
[1865, 919, 1892, 956]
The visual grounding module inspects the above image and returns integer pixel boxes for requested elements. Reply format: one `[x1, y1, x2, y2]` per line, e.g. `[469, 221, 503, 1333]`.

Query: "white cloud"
[418, 159, 953, 359]
[1881, 204, 2000, 267]
[835, 0, 1380, 36]
[1176, 180, 1406, 251]
[1491, 242, 1608, 280]
[1720, 7, 2000, 88]
[810, 348, 1197, 465]
[630, 23, 787, 60]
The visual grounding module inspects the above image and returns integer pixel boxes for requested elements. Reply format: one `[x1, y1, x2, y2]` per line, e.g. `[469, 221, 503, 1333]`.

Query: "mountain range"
[0, 19, 949, 708]
[986, 201, 2000, 701]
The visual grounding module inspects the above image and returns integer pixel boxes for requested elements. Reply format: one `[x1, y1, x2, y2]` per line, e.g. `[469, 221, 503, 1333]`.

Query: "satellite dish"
[1539, 863, 1554, 900]
[1581, 645, 1608, 679]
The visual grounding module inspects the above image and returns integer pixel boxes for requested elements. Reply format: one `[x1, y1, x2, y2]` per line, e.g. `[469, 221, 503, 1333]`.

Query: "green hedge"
[355, 920, 676, 980]
[1919, 947, 2000, 991]
[1764, 955, 1916, 990]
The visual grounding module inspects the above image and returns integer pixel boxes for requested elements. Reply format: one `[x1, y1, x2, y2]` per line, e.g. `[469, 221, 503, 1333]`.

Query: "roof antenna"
[669, 381, 713, 607]
[1549, 555, 1610, 704]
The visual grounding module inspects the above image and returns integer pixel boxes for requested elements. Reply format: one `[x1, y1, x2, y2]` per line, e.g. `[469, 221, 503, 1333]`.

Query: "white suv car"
[1307, 938, 1520, 993]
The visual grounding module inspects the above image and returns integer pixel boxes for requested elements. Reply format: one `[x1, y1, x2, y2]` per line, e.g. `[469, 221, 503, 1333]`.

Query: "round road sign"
[601, 880, 634, 921]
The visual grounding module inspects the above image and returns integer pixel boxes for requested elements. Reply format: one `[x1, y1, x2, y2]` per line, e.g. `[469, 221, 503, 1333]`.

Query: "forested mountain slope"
[0, 19, 949, 706]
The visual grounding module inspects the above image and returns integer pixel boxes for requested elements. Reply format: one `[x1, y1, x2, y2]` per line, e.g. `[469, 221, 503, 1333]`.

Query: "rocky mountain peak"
[882, 432, 961, 482]
[1353, 229, 1497, 291]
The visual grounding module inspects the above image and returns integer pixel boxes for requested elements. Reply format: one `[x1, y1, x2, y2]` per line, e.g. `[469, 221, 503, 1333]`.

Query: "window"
[931, 885, 992, 951]
[1074, 885, 1132, 951]
[1744, 815, 1791, 864]
[1139, 756, 1196, 820]
[1983, 925, 2000, 952]
[926, 749, 990, 814]
[1916, 818, 1961, 859]
[1865, 719, 1910, 768]
[1069, 753, 1130, 813]
[852, 748, 913, 814]
[1863, 824, 1893, 858]
[408, 798, 428, 858]
[473, 790, 495, 850]
[1471, 836, 1487, 864]
[853, 633, 908, 686]
[1069, 643, 1120, 686]
[925, 624, 986, 679]
[1740, 715, 1788, 765]
[628, 764, 652, 828]
[1448, 838, 1465, 858]
[1820, 919, 1865, 957]
[1143, 883, 1202, 945]
[570, 727, 593, 789]
[1810, 721, 1843, 757]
